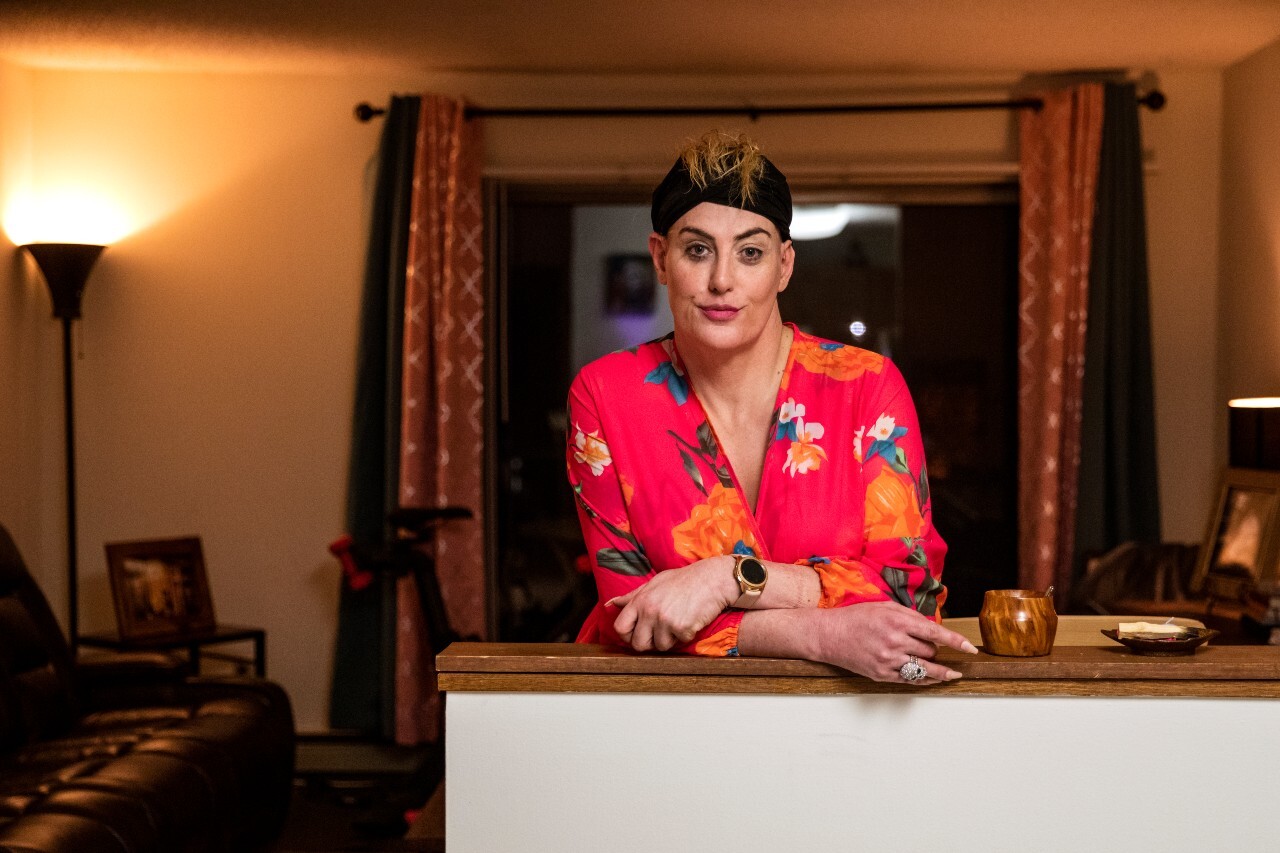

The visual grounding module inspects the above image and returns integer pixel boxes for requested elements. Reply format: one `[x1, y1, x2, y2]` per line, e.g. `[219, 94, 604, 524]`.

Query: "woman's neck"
[677, 318, 792, 422]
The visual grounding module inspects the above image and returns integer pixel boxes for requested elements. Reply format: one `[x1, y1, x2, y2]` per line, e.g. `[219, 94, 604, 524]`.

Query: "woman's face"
[649, 202, 794, 354]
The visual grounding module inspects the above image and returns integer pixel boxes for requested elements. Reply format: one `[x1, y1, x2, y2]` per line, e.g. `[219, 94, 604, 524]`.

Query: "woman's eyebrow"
[677, 226, 715, 241]
[676, 226, 770, 242]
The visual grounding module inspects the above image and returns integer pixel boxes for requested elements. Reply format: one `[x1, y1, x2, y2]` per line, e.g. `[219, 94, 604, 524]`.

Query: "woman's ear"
[776, 240, 795, 294]
[648, 232, 668, 285]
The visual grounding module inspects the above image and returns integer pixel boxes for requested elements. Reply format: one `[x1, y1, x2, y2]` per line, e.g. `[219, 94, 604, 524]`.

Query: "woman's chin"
[678, 316, 758, 351]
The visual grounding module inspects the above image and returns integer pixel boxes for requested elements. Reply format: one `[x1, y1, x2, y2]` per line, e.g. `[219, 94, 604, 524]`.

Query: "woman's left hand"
[610, 558, 736, 652]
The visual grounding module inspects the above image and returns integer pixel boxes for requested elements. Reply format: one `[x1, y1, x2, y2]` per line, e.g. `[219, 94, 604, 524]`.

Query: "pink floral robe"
[566, 324, 946, 656]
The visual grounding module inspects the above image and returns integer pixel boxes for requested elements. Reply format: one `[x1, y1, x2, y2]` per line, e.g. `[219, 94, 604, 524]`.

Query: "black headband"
[650, 155, 792, 241]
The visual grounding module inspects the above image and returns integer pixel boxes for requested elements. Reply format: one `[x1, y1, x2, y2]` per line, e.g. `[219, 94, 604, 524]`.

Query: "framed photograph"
[105, 537, 216, 639]
[1192, 469, 1280, 599]
[604, 254, 656, 316]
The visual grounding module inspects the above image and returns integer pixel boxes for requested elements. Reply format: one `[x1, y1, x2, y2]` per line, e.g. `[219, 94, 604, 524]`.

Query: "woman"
[566, 131, 976, 684]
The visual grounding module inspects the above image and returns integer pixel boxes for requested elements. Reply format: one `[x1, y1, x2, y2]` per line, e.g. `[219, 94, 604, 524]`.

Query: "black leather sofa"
[0, 524, 295, 852]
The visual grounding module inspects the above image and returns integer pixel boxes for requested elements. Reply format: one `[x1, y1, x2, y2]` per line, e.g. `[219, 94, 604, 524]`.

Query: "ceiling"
[1, 0, 1278, 77]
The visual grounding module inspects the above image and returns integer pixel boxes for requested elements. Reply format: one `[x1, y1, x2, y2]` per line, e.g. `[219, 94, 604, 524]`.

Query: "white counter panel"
[447, 691, 1274, 852]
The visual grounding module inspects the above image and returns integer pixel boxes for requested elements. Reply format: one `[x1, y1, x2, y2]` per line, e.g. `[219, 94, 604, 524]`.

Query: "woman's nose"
[708, 254, 733, 293]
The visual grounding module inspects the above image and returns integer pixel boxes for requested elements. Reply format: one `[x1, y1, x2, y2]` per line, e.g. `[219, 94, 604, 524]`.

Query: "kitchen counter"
[439, 641, 1280, 852]
[438, 640, 1280, 697]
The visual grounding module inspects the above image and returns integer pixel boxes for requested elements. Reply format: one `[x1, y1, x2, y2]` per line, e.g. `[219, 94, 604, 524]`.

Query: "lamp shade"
[21, 242, 105, 320]
[1228, 397, 1280, 470]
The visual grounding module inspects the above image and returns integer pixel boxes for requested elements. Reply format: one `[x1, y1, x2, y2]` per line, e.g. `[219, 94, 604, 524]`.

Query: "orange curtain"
[1017, 85, 1104, 607]
[395, 95, 486, 744]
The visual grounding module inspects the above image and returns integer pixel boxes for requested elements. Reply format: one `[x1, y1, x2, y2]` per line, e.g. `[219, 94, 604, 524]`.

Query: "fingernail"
[945, 670, 963, 681]
[605, 598, 618, 607]
[961, 640, 979, 654]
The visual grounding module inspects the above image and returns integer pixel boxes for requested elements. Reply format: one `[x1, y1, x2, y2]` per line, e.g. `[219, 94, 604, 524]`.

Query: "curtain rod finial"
[1139, 89, 1166, 111]
[355, 102, 388, 122]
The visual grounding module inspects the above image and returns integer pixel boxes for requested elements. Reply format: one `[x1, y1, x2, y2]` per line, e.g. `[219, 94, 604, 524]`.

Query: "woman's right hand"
[812, 601, 977, 684]
[608, 556, 738, 652]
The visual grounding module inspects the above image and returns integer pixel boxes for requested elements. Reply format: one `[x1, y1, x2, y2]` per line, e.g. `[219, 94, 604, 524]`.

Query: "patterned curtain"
[395, 95, 486, 744]
[1017, 85, 1105, 607]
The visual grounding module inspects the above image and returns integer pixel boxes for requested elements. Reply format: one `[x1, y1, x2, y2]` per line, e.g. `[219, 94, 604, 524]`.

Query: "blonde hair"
[678, 130, 766, 207]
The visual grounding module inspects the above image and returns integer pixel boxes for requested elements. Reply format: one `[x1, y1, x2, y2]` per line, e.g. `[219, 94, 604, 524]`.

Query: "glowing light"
[790, 204, 898, 241]
[792, 206, 855, 241]
[1229, 397, 1280, 408]
[849, 320, 867, 338]
[4, 188, 131, 246]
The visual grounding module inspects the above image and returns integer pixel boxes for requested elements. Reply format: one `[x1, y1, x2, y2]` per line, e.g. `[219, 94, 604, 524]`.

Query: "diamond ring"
[899, 655, 928, 683]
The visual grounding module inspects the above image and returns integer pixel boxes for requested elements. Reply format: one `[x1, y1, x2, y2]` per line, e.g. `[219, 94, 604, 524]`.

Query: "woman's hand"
[811, 601, 977, 684]
[610, 557, 737, 652]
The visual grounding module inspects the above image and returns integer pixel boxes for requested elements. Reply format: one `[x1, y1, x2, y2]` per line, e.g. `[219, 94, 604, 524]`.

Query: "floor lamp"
[21, 242, 106, 651]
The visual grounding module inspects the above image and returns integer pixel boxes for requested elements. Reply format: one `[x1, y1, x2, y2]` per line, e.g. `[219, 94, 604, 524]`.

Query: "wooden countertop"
[437, 642, 1280, 698]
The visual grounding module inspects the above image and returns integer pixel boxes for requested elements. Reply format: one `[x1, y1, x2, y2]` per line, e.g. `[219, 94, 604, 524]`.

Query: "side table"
[78, 624, 266, 677]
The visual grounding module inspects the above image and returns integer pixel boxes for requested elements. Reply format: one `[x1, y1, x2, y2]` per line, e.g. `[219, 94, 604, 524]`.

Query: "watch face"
[739, 557, 766, 586]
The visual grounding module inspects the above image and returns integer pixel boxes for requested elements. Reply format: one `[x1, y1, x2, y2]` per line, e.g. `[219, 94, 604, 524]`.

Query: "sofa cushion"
[0, 811, 133, 853]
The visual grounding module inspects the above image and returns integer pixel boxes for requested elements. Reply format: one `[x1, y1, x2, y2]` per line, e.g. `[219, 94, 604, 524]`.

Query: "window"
[493, 187, 1018, 639]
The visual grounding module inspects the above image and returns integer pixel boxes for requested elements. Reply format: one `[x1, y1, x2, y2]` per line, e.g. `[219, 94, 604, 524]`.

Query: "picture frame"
[604, 254, 656, 316]
[105, 536, 217, 639]
[1192, 469, 1280, 599]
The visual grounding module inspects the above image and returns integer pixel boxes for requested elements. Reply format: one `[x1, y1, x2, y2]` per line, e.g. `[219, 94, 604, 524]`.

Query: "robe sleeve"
[566, 371, 745, 656]
[807, 359, 947, 620]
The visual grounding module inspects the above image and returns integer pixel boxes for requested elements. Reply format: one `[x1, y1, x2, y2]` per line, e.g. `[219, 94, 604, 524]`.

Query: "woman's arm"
[611, 555, 977, 682]
[608, 555, 819, 651]
[738, 603, 976, 684]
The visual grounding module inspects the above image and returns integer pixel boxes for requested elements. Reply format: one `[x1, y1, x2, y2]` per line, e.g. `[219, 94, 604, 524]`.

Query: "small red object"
[329, 534, 375, 591]
[574, 554, 592, 575]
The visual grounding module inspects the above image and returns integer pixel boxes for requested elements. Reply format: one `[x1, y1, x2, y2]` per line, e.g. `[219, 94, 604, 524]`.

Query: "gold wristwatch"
[732, 554, 767, 609]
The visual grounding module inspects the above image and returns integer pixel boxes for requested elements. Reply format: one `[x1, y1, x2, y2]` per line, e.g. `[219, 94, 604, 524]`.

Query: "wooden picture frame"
[105, 537, 216, 639]
[1192, 469, 1280, 599]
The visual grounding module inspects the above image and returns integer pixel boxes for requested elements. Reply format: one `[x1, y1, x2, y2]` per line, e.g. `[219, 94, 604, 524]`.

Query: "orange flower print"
[671, 484, 759, 562]
[853, 426, 866, 463]
[864, 468, 926, 541]
[572, 424, 612, 476]
[620, 474, 635, 507]
[783, 421, 827, 476]
[792, 340, 884, 382]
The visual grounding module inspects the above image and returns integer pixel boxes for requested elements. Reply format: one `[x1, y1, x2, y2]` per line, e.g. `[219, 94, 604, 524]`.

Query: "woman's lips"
[699, 305, 740, 321]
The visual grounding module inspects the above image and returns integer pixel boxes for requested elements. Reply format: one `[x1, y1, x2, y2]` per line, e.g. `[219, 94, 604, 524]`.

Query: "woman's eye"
[741, 246, 763, 261]
[686, 243, 711, 258]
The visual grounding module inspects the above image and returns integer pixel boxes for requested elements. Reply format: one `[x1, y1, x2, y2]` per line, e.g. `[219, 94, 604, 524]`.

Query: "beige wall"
[0, 68, 419, 731]
[1221, 42, 1280, 404]
[1142, 69, 1225, 542]
[0, 65, 1229, 729]
[0, 59, 68, 593]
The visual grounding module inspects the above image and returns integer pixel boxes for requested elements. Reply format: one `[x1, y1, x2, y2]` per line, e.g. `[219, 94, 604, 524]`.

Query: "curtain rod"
[353, 90, 1166, 122]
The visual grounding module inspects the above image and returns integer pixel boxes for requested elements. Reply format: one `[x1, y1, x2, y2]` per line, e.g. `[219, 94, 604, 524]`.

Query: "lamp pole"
[21, 242, 105, 652]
